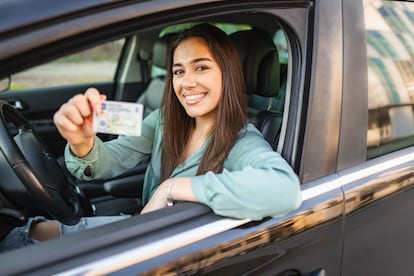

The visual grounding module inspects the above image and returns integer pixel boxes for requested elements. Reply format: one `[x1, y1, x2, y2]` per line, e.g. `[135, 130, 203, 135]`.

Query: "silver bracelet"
[166, 178, 174, 207]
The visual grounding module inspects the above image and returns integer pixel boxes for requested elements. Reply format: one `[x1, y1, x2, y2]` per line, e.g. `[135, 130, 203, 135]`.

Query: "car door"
[340, 0, 414, 274]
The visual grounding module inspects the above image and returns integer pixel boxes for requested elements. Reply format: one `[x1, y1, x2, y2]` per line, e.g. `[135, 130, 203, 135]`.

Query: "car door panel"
[341, 148, 414, 275]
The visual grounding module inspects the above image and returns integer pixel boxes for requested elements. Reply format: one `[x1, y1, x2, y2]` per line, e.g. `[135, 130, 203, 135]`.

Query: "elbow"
[284, 185, 302, 213]
[275, 176, 302, 216]
[244, 180, 302, 221]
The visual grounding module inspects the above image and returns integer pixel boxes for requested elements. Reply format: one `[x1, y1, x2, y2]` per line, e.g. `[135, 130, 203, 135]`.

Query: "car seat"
[137, 34, 174, 117]
[229, 28, 283, 149]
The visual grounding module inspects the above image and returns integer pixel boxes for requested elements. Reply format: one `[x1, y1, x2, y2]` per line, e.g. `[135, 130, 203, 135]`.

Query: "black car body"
[0, 0, 414, 275]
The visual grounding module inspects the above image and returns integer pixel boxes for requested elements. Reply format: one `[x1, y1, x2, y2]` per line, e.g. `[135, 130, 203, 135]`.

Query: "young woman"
[0, 24, 301, 250]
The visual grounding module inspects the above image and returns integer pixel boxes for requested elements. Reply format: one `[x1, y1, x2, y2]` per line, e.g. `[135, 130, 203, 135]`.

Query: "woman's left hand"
[140, 181, 169, 214]
[140, 177, 195, 214]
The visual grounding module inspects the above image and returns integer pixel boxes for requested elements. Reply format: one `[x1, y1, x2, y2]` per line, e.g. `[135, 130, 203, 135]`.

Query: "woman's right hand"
[53, 87, 106, 157]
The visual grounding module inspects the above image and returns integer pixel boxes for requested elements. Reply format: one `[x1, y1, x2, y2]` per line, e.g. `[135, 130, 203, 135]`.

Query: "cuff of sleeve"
[191, 173, 213, 206]
[64, 137, 102, 179]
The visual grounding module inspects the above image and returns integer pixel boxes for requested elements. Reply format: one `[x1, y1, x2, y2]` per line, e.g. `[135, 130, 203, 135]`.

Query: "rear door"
[341, 0, 414, 274]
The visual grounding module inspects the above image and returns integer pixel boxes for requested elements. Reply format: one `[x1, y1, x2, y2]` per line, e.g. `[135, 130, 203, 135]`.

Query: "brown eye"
[196, 65, 209, 71]
[173, 69, 184, 76]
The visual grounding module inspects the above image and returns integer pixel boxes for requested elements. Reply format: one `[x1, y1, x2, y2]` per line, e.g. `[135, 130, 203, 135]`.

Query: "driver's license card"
[93, 101, 143, 136]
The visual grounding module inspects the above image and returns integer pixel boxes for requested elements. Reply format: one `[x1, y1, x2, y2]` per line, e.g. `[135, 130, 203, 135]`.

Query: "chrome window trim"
[303, 147, 414, 200]
[341, 147, 414, 215]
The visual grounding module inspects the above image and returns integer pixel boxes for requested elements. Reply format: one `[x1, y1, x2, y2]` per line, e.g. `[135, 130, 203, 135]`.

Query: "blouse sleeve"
[65, 109, 159, 180]
[191, 125, 302, 220]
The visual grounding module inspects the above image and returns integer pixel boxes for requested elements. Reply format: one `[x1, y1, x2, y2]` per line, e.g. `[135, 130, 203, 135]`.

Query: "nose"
[182, 72, 197, 89]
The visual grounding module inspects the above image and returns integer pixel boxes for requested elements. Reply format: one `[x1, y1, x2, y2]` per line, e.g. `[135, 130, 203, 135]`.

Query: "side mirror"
[0, 77, 11, 92]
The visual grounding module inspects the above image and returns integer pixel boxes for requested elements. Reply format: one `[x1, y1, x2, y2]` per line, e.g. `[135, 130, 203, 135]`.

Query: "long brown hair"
[160, 23, 247, 181]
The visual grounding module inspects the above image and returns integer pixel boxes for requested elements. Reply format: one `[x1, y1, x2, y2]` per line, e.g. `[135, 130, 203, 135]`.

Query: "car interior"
[0, 11, 291, 246]
[73, 19, 290, 216]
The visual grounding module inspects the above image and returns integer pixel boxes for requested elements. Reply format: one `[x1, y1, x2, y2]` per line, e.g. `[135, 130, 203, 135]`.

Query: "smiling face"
[172, 37, 223, 122]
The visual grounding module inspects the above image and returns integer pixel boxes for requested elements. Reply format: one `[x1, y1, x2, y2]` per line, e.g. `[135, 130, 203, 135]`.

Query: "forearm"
[140, 177, 196, 214]
[168, 177, 196, 203]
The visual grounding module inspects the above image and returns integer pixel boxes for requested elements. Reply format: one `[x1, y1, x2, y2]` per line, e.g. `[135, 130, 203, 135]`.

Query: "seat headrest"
[152, 33, 176, 69]
[230, 29, 280, 98]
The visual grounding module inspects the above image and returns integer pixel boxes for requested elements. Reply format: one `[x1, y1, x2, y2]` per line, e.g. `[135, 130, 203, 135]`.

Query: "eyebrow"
[173, 57, 213, 67]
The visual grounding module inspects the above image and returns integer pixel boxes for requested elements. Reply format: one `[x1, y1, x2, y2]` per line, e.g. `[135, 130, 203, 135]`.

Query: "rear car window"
[365, 0, 414, 158]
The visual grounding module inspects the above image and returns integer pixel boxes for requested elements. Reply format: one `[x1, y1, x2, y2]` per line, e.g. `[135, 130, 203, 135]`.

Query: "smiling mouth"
[185, 93, 206, 104]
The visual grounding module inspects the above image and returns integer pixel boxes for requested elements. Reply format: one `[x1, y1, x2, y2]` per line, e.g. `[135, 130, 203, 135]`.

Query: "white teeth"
[185, 94, 204, 101]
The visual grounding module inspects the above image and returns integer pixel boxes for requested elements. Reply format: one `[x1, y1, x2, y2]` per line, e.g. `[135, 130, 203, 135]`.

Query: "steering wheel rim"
[0, 100, 81, 225]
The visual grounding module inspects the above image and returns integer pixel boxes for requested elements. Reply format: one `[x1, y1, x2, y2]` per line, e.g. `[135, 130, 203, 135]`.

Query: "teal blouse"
[65, 110, 302, 220]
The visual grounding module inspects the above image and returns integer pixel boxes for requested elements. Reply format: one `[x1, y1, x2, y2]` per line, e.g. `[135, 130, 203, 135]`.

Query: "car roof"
[0, 0, 120, 35]
[0, 0, 225, 37]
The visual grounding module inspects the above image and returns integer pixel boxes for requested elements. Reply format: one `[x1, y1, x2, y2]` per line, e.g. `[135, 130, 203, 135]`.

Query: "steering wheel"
[0, 100, 81, 225]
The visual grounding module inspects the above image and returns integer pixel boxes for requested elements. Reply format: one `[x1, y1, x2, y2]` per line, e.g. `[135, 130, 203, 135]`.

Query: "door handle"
[277, 268, 326, 276]
[307, 268, 326, 276]
[8, 100, 27, 110]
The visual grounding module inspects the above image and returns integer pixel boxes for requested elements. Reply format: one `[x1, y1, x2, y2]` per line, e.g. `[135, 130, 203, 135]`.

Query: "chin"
[182, 102, 218, 119]
[182, 106, 200, 116]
